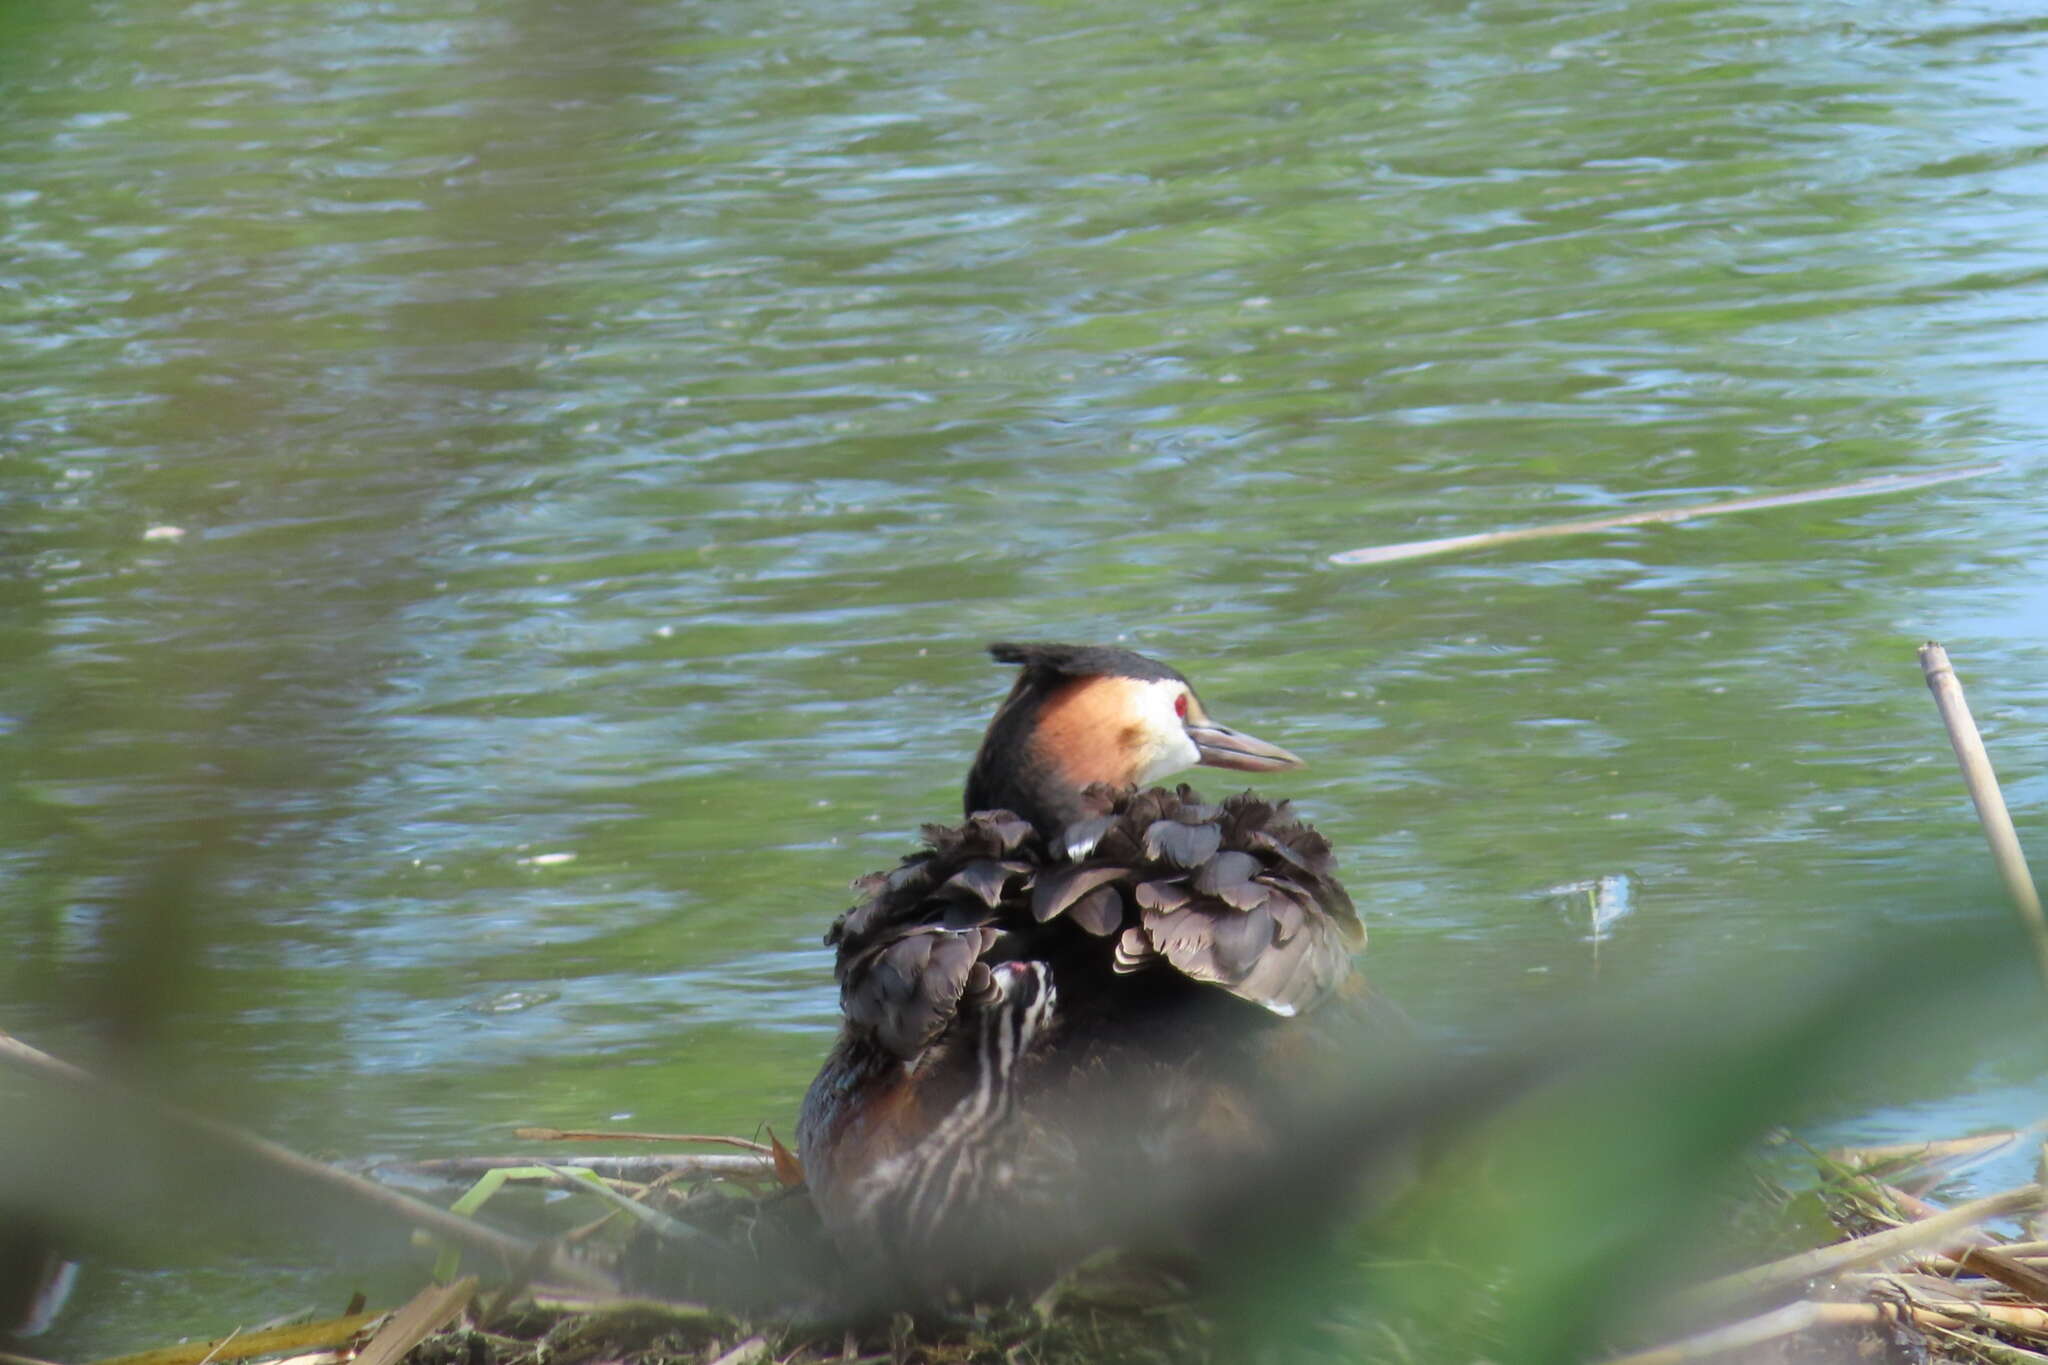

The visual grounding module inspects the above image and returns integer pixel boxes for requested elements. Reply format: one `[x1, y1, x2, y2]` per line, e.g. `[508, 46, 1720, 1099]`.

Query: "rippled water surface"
[5, 0, 2047, 1349]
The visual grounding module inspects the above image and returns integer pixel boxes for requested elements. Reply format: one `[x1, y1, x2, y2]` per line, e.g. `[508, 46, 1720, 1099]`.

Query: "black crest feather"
[986, 641, 1188, 684]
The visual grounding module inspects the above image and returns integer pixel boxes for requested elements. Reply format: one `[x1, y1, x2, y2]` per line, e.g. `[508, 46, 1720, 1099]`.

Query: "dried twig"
[1329, 461, 2000, 565]
[1919, 642, 2048, 990]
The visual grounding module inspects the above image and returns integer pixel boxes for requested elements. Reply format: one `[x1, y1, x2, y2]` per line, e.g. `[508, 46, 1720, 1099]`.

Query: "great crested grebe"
[797, 643, 1366, 1302]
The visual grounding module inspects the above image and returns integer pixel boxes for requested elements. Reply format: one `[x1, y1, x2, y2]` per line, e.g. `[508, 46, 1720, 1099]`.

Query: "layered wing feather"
[825, 788, 1361, 1055]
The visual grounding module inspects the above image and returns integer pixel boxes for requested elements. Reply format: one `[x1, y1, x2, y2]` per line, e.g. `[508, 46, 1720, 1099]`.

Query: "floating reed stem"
[1918, 642, 2048, 991]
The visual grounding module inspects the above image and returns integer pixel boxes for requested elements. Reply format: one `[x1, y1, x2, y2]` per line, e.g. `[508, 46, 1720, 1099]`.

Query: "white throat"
[1130, 678, 1201, 786]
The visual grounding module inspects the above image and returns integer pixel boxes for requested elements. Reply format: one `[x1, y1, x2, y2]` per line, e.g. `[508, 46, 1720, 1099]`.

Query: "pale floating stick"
[1919, 642, 2048, 990]
[1329, 461, 2002, 566]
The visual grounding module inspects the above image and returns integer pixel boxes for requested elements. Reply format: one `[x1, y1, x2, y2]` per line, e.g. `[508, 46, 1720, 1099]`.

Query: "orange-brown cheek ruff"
[1029, 676, 1156, 792]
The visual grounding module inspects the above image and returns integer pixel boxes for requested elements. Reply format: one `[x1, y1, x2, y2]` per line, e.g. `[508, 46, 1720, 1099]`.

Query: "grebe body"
[797, 643, 1365, 1301]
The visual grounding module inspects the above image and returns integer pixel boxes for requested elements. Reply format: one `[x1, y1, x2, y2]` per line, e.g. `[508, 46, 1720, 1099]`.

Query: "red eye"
[1174, 693, 1189, 720]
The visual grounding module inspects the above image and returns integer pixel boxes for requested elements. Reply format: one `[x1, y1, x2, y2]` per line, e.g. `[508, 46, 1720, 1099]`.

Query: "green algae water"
[4, 0, 2046, 1352]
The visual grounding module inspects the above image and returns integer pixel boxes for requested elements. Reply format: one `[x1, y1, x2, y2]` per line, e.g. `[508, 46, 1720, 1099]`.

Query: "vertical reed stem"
[1917, 641, 2048, 991]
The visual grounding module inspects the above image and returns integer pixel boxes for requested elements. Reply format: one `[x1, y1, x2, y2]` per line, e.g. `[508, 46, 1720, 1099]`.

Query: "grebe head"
[963, 642, 1303, 835]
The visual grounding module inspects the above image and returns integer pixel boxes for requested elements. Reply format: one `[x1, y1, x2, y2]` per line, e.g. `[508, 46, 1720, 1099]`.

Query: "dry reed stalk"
[1881, 1183, 1945, 1220]
[1849, 1179, 2048, 1298]
[1830, 1126, 2043, 1169]
[391, 1153, 776, 1182]
[1924, 1253, 2048, 1275]
[1832, 1270, 1995, 1300]
[80, 1311, 388, 1365]
[0, 1029, 617, 1295]
[1677, 1183, 2045, 1317]
[1953, 1245, 2048, 1304]
[515, 1127, 772, 1154]
[348, 1279, 477, 1365]
[1918, 642, 2048, 990]
[1601, 1299, 2048, 1365]
[705, 1337, 771, 1365]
